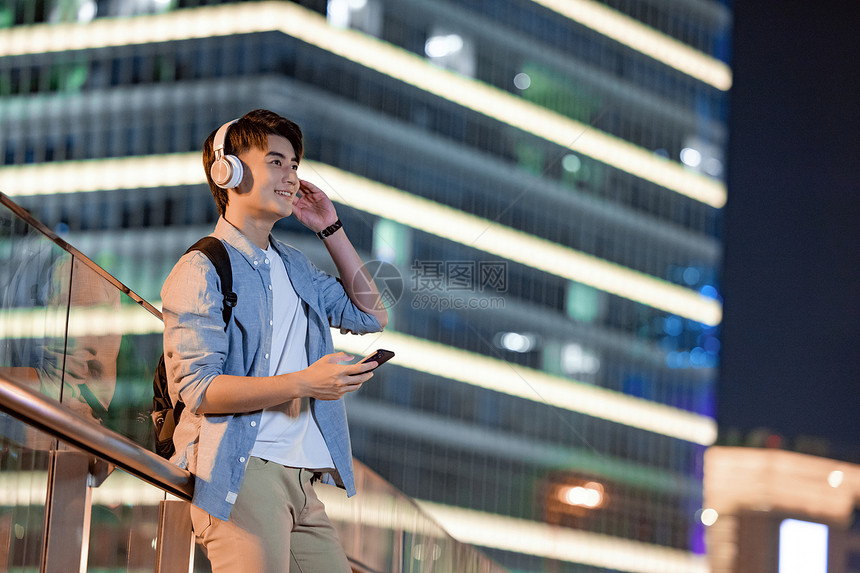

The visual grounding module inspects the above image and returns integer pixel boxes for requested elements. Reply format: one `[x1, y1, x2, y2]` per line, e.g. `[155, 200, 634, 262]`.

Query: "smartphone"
[359, 349, 395, 372]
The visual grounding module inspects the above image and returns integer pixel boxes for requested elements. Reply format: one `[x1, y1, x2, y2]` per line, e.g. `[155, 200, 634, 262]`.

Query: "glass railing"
[324, 460, 505, 573]
[0, 375, 193, 572]
[0, 421, 51, 571]
[0, 190, 507, 573]
[0, 192, 163, 449]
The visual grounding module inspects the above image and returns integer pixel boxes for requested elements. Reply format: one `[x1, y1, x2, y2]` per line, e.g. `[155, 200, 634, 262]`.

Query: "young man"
[161, 109, 388, 572]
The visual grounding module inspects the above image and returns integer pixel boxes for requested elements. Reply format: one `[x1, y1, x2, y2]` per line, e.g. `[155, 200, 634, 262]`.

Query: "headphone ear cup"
[210, 154, 243, 189]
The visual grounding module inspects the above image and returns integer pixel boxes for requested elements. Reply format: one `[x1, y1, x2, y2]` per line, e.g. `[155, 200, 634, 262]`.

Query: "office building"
[0, 0, 731, 570]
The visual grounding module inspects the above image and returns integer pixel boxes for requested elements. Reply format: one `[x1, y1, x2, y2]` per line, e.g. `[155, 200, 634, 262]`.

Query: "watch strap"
[317, 219, 343, 240]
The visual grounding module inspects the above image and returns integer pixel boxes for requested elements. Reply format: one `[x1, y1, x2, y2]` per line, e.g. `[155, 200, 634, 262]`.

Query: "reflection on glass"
[0, 425, 167, 573]
[1, 225, 73, 450]
[63, 258, 122, 418]
[321, 460, 507, 572]
[1, 240, 120, 446]
[88, 469, 165, 572]
[0, 422, 51, 570]
[1, 201, 162, 449]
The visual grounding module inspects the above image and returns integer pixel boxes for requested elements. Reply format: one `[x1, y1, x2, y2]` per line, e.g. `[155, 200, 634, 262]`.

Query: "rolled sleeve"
[310, 263, 382, 335]
[161, 252, 229, 414]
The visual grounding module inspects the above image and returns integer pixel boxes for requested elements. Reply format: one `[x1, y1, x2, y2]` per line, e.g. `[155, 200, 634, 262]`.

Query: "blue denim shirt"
[161, 217, 382, 520]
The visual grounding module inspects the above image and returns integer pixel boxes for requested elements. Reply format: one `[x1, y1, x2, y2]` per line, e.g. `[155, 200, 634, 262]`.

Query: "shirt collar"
[212, 216, 269, 268]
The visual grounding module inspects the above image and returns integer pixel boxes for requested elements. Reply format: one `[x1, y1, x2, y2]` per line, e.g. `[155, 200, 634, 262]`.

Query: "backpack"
[152, 237, 237, 459]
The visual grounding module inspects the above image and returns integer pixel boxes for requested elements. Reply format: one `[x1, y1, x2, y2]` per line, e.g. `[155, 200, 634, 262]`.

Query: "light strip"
[0, 155, 722, 325]
[0, 471, 166, 506]
[529, 0, 732, 91]
[0, 307, 715, 444]
[414, 500, 709, 573]
[0, 154, 203, 195]
[0, 305, 163, 340]
[0, 2, 727, 207]
[332, 330, 716, 445]
[308, 161, 721, 326]
[320, 491, 709, 573]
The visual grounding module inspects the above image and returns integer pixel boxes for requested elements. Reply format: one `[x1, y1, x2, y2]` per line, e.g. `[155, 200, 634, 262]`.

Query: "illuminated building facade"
[0, 0, 731, 570]
[705, 447, 860, 573]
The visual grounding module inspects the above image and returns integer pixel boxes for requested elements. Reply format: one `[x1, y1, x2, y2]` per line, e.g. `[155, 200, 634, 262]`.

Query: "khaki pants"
[190, 457, 351, 573]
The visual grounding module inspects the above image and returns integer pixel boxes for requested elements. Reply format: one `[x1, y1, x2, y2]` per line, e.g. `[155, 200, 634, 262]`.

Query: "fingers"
[308, 352, 383, 400]
[338, 359, 377, 378]
[317, 370, 372, 400]
[63, 356, 89, 381]
[343, 370, 373, 389]
[334, 364, 374, 391]
[326, 352, 353, 364]
[357, 360, 378, 373]
[299, 179, 323, 194]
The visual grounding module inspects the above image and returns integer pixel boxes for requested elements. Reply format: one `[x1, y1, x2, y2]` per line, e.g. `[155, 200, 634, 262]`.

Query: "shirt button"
[253, 261, 258, 266]
[251, 421, 257, 427]
[265, 258, 269, 264]
[269, 320, 273, 326]
[239, 457, 246, 463]
[268, 284, 273, 290]
[265, 353, 270, 359]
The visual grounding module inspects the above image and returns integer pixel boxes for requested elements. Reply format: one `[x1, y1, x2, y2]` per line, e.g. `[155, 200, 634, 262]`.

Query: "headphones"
[210, 119, 243, 189]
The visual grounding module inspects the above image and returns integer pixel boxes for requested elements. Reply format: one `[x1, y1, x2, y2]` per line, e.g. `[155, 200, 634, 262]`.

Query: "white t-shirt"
[250, 243, 334, 470]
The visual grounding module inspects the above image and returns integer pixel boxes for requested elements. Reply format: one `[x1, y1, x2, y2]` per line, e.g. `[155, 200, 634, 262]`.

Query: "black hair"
[202, 109, 304, 216]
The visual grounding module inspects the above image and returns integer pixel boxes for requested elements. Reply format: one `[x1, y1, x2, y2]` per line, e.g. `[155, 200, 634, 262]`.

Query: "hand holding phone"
[358, 349, 395, 372]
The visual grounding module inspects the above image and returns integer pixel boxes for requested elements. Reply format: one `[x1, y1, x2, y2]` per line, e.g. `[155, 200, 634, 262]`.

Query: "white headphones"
[210, 119, 243, 189]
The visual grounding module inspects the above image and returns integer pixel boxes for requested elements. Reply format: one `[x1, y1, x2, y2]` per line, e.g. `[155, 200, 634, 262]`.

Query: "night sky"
[720, 0, 860, 456]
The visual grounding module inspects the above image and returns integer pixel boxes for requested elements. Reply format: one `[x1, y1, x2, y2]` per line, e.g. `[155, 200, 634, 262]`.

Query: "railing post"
[41, 449, 92, 573]
[392, 528, 403, 573]
[154, 499, 195, 573]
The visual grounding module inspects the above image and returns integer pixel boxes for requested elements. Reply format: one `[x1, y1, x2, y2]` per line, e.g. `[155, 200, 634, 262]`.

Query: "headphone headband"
[210, 118, 243, 189]
[212, 119, 239, 159]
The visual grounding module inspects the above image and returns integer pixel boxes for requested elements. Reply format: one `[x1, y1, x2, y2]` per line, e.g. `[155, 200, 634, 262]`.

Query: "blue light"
[690, 347, 707, 367]
[705, 351, 719, 367]
[683, 267, 700, 285]
[700, 285, 719, 299]
[666, 351, 682, 369]
[666, 351, 692, 369]
[663, 316, 683, 336]
[704, 337, 721, 353]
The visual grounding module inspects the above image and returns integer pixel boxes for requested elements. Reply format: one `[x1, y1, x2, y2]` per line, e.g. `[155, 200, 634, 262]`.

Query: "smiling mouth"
[275, 190, 294, 198]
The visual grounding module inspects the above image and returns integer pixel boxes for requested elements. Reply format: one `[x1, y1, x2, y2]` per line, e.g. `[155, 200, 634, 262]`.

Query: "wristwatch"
[317, 219, 343, 240]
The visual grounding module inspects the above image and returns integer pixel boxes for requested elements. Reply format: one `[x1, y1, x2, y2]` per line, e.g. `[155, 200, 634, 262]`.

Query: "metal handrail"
[0, 373, 193, 500]
[0, 374, 390, 572]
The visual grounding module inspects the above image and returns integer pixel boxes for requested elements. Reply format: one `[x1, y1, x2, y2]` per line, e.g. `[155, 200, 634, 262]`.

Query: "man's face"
[232, 134, 300, 223]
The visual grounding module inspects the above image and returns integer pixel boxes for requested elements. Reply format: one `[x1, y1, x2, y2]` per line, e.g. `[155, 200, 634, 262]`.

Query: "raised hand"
[292, 179, 339, 234]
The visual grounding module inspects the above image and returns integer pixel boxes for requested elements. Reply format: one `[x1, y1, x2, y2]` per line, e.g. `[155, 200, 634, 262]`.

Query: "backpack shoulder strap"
[186, 236, 237, 328]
